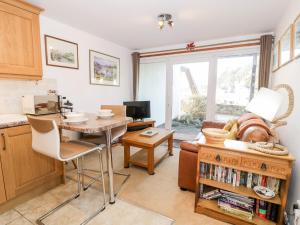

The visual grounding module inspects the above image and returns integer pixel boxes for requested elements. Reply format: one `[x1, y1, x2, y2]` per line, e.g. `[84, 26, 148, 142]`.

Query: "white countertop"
[0, 114, 28, 129]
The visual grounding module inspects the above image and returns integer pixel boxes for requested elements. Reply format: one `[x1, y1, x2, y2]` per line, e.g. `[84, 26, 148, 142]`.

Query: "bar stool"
[27, 117, 106, 225]
[80, 105, 130, 195]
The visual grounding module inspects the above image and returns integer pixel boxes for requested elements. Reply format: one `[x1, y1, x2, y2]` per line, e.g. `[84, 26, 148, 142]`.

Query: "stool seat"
[60, 140, 98, 160]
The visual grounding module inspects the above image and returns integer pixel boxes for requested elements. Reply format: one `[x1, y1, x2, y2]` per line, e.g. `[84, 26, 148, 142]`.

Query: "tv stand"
[127, 119, 155, 132]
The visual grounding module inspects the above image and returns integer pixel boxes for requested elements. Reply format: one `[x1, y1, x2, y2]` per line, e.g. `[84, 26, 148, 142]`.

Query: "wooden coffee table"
[122, 127, 174, 175]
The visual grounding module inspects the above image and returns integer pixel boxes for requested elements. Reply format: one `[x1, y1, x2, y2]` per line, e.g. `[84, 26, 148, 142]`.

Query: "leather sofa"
[178, 113, 271, 192]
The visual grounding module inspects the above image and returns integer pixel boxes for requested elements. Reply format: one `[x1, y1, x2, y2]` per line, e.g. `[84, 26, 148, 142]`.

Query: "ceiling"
[28, 0, 290, 50]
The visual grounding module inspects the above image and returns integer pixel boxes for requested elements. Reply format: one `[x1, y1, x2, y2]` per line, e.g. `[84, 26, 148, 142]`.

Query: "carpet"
[89, 199, 174, 225]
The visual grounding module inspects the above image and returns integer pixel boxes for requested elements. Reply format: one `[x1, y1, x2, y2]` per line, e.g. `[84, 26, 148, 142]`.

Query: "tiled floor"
[0, 144, 228, 225]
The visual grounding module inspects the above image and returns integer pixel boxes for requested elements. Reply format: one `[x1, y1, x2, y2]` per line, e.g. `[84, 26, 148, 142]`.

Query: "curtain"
[258, 35, 273, 88]
[132, 52, 140, 100]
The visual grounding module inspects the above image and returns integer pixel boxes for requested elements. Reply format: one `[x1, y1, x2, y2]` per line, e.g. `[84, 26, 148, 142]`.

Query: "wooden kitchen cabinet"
[0, 131, 7, 204]
[0, 0, 43, 80]
[0, 125, 63, 202]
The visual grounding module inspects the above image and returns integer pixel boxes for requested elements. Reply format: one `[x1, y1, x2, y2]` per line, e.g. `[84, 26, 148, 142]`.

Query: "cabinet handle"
[260, 163, 267, 171]
[215, 154, 221, 162]
[1, 133, 5, 151]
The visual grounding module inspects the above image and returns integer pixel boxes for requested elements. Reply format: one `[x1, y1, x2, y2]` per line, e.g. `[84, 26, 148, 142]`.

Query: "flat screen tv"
[123, 101, 150, 120]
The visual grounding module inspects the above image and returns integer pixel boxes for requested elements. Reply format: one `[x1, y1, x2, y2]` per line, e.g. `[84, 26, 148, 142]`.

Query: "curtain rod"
[140, 38, 260, 58]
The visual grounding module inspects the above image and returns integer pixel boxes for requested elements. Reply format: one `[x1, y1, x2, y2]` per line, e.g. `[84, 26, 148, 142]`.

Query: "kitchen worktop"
[0, 114, 29, 129]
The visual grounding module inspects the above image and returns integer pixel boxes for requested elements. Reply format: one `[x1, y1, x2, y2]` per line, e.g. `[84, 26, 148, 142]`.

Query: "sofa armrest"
[201, 120, 226, 130]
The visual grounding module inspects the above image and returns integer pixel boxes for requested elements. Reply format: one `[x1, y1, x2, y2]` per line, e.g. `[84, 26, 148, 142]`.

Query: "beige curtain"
[258, 35, 273, 88]
[132, 52, 140, 101]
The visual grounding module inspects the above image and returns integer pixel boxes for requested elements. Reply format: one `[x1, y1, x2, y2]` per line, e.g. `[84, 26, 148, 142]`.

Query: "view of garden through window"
[139, 51, 259, 140]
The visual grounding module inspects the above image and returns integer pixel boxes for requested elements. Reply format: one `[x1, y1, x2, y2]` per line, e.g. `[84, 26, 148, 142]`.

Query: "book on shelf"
[217, 190, 255, 220]
[199, 162, 281, 194]
[199, 185, 279, 222]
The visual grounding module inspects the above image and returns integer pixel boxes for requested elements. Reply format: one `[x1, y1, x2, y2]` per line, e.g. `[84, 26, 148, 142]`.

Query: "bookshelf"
[195, 140, 295, 225]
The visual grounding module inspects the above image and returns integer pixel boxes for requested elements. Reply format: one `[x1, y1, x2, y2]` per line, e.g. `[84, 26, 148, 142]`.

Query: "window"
[215, 54, 259, 121]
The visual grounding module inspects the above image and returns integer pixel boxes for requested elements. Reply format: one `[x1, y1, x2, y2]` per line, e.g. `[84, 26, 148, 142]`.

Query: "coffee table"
[122, 127, 174, 175]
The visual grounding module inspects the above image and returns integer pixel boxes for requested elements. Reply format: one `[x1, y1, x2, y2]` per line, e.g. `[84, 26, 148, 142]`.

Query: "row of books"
[199, 163, 281, 193]
[200, 187, 278, 222]
[256, 200, 278, 221]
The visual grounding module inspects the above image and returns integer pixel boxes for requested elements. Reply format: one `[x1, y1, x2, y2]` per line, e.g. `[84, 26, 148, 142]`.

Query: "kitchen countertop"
[0, 114, 29, 129]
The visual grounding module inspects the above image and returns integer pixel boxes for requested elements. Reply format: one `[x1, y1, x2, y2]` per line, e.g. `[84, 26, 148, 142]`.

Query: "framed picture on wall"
[45, 35, 79, 69]
[272, 43, 279, 71]
[89, 50, 120, 86]
[293, 14, 300, 58]
[279, 26, 292, 66]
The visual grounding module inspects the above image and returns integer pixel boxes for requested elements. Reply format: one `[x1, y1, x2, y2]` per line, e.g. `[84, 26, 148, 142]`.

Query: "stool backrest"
[101, 105, 126, 117]
[100, 105, 127, 141]
[27, 117, 61, 161]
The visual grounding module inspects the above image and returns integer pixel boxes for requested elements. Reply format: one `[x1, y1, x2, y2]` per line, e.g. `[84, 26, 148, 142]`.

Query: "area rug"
[89, 199, 174, 225]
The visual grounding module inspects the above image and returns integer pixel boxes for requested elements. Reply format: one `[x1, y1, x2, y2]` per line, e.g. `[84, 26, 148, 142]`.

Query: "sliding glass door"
[139, 47, 260, 140]
[139, 62, 166, 126]
[171, 61, 209, 140]
[215, 54, 259, 121]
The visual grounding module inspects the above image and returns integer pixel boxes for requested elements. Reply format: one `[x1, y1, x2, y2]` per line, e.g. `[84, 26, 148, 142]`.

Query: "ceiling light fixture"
[157, 13, 174, 30]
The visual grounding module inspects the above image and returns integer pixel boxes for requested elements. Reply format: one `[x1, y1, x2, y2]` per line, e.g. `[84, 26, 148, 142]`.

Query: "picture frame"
[293, 14, 300, 58]
[44, 35, 79, 69]
[272, 43, 279, 72]
[279, 26, 292, 66]
[89, 50, 120, 86]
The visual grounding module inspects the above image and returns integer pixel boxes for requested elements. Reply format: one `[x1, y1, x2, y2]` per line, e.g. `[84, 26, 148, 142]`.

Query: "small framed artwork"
[279, 26, 292, 66]
[45, 35, 79, 69]
[272, 43, 279, 71]
[89, 50, 120, 86]
[293, 14, 300, 58]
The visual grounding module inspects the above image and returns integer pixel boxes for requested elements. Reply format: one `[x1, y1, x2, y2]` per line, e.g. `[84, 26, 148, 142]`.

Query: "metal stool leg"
[81, 149, 106, 225]
[37, 149, 107, 225]
[36, 158, 82, 225]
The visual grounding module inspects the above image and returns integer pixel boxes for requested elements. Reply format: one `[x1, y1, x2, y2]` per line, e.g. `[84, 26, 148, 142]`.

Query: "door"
[0, 131, 7, 204]
[169, 61, 210, 140]
[214, 54, 259, 121]
[139, 62, 167, 127]
[0, 125, 61, 199]
[0, 2, 42, 79]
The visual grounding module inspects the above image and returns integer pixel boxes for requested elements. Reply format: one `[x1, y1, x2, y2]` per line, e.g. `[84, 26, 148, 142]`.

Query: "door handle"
[1, 133, 6, 151]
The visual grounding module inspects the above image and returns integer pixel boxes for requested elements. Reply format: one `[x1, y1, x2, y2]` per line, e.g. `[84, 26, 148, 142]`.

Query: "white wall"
[0, 16, 133, 115]
[40, 16, 133, 112]
[271, 0, 300, 214]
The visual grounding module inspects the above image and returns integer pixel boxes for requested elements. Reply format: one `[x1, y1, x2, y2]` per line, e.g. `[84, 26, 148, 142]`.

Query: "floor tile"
[0, 210, 21, 225]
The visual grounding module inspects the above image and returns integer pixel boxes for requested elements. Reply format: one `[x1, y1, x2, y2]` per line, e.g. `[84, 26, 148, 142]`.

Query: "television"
[123, 101, 150, 120]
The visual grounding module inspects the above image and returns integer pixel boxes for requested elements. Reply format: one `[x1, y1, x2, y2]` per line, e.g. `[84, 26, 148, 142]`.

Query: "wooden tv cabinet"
[127, 119, 155, 131]
[195, 140, 295, 225]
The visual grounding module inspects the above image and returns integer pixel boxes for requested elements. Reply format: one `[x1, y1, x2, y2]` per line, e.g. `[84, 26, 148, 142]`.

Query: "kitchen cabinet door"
[0, 0, 43, 80]
[0, 131, 7, 204]
[0, 125, 62, 200]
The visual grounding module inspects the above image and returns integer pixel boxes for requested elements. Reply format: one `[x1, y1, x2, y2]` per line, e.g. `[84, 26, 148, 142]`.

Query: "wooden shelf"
[199, 178, 281, 205]
[196, 199, 276, 225]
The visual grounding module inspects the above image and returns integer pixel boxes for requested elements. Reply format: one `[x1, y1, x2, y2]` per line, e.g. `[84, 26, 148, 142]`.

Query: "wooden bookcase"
[195, 140, 295, 225]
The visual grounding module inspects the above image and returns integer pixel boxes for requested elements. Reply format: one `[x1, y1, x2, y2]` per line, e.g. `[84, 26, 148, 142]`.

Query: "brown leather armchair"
[178, 114, 271, 192]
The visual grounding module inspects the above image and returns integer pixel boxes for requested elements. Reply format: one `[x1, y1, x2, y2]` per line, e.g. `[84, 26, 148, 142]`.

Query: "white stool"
[27, 117, 106, 225]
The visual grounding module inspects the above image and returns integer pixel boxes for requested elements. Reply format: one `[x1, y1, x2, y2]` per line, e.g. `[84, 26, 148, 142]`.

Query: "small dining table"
[41, 113, 132, 204]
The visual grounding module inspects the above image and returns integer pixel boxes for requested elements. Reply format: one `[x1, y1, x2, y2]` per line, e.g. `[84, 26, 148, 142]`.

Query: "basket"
[202, 128, 229, 145]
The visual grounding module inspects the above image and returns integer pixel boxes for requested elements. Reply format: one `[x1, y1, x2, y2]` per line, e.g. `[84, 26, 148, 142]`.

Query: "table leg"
[147, 147, 155, 175]
[168, 134, 174, 156]
[105, 129, 115, 204]
[124, 143, 130, 168]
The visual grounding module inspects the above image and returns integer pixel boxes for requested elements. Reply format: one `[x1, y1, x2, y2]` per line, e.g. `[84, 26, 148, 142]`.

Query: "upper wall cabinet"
[0, 0, 43, 80]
